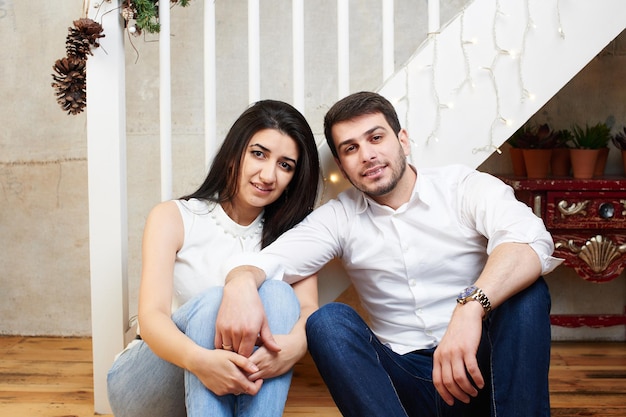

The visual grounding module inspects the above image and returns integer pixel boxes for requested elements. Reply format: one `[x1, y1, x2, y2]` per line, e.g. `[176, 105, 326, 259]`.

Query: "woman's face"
[232, 128, 299, 221]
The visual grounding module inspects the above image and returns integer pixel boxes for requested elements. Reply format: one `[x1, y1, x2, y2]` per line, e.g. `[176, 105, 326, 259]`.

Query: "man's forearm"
[224, 265, 267, 287]
[475, 242, 542, 308]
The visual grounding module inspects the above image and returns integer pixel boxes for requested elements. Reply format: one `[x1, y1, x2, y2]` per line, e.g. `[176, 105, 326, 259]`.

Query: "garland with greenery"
[124, 0, 191, 34]
[51, 0, 192, 115]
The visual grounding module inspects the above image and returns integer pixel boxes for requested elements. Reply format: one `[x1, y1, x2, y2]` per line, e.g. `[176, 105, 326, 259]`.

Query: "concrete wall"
[1, 0, 624, 340]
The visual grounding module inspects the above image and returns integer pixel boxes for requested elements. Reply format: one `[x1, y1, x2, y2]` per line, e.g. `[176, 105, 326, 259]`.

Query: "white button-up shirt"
[225, 164, 562, 354]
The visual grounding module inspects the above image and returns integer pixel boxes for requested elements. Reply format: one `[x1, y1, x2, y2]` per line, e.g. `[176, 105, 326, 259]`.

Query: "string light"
[454, 2, 475, 93]
[517, 0, 533, 102]
[383, 0, 569, 159]
[426, 32, 442, 144]
[556, 0, 565, 39]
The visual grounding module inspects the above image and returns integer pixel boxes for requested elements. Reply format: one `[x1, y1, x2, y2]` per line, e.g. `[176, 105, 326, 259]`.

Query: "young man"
[215, 91, 562, 416]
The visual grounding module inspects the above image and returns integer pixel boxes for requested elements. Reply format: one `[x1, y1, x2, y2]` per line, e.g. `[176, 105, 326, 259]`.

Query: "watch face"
[459, 285, 477, 299]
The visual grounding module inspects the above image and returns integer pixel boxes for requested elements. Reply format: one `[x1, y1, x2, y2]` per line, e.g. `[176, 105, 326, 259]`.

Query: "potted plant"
[506, 131, 527, 177]
[611, 126, 626, 176]
[551, 129, 573, 177]
[570, 122, 611, 179]
[508, 123, 559, 178]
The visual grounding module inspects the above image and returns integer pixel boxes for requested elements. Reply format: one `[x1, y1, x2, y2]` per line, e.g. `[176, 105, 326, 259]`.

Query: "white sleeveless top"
[172, 198, 264, 311]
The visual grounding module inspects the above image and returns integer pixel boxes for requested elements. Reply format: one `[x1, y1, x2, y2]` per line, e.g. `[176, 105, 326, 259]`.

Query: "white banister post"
[86, 0, 128, 413]
[248, 0, 261, 103]
[292, 0, 305, 112]
[205, 0, 217, 167]
[337, 0, 349, 99]
[428, 0, 440, 32]
[160, 0, 173, 201]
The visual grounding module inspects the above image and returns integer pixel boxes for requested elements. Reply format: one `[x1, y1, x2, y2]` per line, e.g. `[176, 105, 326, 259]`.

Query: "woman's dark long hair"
[182, 100, 320, 248]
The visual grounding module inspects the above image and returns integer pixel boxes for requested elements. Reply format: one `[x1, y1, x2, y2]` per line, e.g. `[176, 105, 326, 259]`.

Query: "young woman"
[107, 100, 320, 417]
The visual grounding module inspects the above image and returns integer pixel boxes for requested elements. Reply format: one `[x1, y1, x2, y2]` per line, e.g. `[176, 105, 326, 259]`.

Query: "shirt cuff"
[529, 241, 564, 275]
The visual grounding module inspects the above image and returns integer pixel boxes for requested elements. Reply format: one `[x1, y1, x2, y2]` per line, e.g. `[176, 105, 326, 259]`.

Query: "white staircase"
[86, 0, 626, 413]
[379, 0, 626, 170]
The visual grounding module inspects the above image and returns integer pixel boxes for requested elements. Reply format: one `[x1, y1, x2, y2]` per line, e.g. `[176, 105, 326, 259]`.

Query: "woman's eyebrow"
[250, 143, 298, 165]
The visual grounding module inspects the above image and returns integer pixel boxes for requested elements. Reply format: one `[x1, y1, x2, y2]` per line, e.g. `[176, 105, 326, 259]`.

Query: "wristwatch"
[456, 285, 491, 317]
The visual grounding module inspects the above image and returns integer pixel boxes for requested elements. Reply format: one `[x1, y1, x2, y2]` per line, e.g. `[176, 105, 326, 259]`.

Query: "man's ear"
[398, 129, 411, 156]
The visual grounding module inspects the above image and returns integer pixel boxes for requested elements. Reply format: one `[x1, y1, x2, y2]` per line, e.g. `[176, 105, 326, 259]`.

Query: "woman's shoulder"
[144, 200, 184, 230]
[175, 197, 216, 214]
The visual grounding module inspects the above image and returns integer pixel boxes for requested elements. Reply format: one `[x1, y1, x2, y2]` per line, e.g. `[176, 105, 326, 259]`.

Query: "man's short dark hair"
[323, 91, 402, 158]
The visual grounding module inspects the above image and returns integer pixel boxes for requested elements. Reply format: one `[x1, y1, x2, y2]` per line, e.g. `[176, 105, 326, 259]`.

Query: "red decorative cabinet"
[501, 176, 626, 329]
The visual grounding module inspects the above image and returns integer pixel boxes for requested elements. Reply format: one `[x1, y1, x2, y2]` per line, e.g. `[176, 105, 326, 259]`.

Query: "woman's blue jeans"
[306, 277, 552, 417]
[107, 279, 300, 417]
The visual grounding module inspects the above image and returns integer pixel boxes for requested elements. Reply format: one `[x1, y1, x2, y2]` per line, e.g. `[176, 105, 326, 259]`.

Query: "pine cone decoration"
[66, 18, 105, 58]
[51, 57, 87, 115]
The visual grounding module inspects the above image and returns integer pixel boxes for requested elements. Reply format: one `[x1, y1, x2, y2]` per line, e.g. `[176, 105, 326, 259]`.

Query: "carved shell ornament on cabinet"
[556, 235, 626, 273]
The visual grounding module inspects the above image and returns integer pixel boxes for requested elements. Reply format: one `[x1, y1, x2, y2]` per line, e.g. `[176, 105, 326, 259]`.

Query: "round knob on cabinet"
[598, 202, 615, 219]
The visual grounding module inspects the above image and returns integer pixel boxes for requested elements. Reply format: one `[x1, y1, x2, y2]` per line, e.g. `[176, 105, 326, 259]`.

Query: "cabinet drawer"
[545, 191, 626, 229]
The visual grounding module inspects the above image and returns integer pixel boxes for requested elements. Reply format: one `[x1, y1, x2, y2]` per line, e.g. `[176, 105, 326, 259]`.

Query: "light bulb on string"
[425, 32, 442, 145]
[557, 0, 566, 39]
[455, 5, 475, 94]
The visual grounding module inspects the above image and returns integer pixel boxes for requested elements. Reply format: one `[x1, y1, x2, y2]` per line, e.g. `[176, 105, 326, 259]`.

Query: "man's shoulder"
[311, 187, 363, 219]
[418, 164, 479, 185]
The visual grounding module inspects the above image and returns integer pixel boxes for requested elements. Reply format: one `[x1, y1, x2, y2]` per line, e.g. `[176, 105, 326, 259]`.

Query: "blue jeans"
[107, 279, 300, 417]
[306, 278, 551, 417]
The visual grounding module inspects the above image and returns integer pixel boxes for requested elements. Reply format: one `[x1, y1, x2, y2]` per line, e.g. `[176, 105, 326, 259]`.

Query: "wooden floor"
[1, 336, 625, 416]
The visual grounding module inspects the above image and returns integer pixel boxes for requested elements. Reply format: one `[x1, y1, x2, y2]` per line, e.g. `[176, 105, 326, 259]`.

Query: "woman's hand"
[247, 333, 306, 381]
[187, 346, 264, 396]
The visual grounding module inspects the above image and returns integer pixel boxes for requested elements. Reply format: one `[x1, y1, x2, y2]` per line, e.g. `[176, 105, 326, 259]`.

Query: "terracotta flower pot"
[550, 148, 571, 177]
[522, 149, 552, 179]
[570, 149, 600, 179]
[593, 147, 609, 177]
[509, 147, 526, 177]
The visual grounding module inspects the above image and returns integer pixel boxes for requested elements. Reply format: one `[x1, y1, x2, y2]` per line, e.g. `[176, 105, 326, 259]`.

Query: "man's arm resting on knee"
[433, 243, 545, 405]
[215, 266, 279, 358]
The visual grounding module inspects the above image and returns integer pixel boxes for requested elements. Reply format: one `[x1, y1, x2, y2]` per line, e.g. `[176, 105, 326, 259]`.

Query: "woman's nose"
[259, 164, 276, 183]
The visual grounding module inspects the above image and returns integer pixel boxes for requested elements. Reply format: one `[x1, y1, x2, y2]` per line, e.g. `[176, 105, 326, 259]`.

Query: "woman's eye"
[279, 161, 294, 171]
[252, 150, 265, 158]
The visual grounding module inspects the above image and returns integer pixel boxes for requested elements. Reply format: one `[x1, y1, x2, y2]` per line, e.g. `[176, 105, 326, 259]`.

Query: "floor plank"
[1, 337, 624, 416]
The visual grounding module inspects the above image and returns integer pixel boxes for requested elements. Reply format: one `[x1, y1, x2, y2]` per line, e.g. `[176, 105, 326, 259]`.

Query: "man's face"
[331, 112, 410, 199]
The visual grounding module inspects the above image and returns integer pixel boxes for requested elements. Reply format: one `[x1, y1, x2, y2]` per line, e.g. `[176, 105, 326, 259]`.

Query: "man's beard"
[347, 147, 407, 197]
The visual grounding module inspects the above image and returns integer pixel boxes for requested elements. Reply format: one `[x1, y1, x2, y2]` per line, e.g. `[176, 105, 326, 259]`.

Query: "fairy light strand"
[518, 0, 532, 102]
[426, 32, 442, 144]
[454, 4, 475, 94]
[556, 0, 565, 39]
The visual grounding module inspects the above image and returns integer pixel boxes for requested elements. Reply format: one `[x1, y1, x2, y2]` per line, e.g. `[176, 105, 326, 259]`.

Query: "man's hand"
[432, 301, 485, 406]
[215, 267, 281, 357]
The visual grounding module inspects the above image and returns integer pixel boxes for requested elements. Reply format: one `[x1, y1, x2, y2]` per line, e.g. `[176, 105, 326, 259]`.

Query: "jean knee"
[306, 303, 358, 338]
[513, 277, 550, 314]
[260, 279, 300, 333]
[492, 277, 551, 336]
